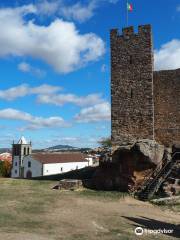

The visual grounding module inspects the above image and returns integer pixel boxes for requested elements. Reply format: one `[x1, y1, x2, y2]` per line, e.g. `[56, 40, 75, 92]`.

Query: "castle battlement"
[110, 24, 151, 39]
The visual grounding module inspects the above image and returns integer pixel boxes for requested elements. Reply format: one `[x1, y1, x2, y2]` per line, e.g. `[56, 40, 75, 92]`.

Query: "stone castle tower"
[111, 24, 180, 146]
[111, 25, 154, 145]
[11, 136, 32, 178]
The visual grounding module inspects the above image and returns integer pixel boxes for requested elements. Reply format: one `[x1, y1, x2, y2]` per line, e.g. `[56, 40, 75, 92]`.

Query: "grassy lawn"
[0, 179, 56, 232]
[153, 201, 180, 213]
[0, 178, 179, 240]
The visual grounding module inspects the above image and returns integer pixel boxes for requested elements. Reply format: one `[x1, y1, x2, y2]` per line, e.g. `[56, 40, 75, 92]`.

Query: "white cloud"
[155, 39, 180, 70]
[0, 84, 61, 101]
[0, 108, 68, 130]
[108, 0, 119, 3]
[0, 84, 106, 107]
[37, 93, 104, 107]
[0, 4, 105, 73]
[37, 0, 119, 22]
[59, 1, 97, 23]
[18, 62, 46, 78]
[37, 0, 60, 16]
[101, 64, 107, 72]
[176, 5, 180, 12]
[18, 62, 31, 72]
[75, 102, 111, 122]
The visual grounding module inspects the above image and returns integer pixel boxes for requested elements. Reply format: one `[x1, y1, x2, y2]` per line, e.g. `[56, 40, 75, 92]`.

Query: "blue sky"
[0, 0, 179, 148]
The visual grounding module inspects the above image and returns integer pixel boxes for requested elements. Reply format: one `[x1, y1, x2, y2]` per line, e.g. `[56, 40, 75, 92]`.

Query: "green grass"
[150, 195, 180, 213]
[77, 189, 128, 200]
[155, 201, 180, 212]
[0, 178, 58, 232]
[0, 178, 128, 233]
[0, 178, 179, 240]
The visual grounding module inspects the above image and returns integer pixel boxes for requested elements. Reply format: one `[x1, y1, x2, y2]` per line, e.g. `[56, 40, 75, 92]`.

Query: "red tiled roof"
[31, 152, 88, 164]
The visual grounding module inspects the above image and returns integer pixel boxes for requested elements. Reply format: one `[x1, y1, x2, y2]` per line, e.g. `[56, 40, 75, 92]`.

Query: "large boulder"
[84, 139, 167, 192]
[113, 139, 165, 165]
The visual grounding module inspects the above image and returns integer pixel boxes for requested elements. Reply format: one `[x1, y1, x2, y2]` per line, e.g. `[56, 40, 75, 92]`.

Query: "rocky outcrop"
[83, 139, 167, 191]
[83, 161, 134, 191]
[112, 139, 165, 165]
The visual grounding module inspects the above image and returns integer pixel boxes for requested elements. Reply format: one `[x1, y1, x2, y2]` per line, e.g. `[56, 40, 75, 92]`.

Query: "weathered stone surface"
[83, 162, 133, 191]
[111, 25, 180, 147]
[113, 139, 164, 165]
[133, 140, 164, 165]
[154, 69, 180, 146]
[111, 25, 154, 145]
[84, 140, 165, 191]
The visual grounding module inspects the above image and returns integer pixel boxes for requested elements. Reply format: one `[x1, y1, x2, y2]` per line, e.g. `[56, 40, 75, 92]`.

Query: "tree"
[0, 161, 4, 177]
[98, 137, 112, 148]
[0, 160, 12, 177]
[3, 160, 12, 177]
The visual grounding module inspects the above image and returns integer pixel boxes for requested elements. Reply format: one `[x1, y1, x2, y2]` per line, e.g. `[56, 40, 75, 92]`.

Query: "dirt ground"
[0, 178, 179, 240]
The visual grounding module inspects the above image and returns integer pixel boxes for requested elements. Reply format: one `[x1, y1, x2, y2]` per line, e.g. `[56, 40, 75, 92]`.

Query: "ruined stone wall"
[111, 25, 154, 145]
[154, 69, 180, 146]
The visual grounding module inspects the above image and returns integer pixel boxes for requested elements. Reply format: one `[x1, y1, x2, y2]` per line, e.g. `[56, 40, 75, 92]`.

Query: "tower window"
[28, 161, 31, 168]
[61, 167, 63, 172]
[14, 147, 18, 156]
[130, 89, 133, 98]
[15, 162, 17, 166]
[129, 55, 133, 64]
[27, 147, 30, 155]
[24, 148, 26, 155]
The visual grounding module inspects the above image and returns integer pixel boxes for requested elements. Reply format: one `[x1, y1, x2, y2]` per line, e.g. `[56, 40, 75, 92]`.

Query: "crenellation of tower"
[111, 24, 180, 146]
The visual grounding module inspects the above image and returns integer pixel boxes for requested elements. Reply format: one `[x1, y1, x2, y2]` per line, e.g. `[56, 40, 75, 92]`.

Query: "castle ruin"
[111, 24, 180, 146]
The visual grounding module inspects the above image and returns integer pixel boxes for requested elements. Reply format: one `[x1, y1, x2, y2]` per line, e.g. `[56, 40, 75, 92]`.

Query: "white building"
[84, 154, 99, 166]
[11, 137, 89, 178]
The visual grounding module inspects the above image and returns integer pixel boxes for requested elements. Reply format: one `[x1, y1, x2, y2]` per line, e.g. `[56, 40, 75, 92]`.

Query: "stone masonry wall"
[154, 69, 180, 146]
[111, 25, 154, 145]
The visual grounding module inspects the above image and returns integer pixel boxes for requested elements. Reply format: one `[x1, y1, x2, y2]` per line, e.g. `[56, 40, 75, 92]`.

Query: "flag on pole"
[127, 3, 133, 12]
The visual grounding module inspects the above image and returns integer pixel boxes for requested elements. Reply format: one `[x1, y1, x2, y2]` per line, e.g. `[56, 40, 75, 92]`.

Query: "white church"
[11, 137, 89, 178]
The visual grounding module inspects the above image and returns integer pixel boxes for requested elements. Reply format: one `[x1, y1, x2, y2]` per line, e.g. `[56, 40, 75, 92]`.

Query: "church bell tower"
[11, 136, 32, 178]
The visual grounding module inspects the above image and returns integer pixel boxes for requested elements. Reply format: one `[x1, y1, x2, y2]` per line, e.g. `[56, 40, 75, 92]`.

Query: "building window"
[130, 88, 133, 98]
[24, 148, 26, 155]
[28, 161, 31, 168]
[129, 55, 133, 64]
[15, 170, 17, 174]
[14, 147, 19, 156]
[27, 147, 30, 155]
[61, 167, 63, 172]
[15, 162, 17, 166]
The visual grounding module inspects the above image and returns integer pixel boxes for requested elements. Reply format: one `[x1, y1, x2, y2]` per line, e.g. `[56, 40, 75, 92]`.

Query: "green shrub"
[0, 160, 12, 177]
